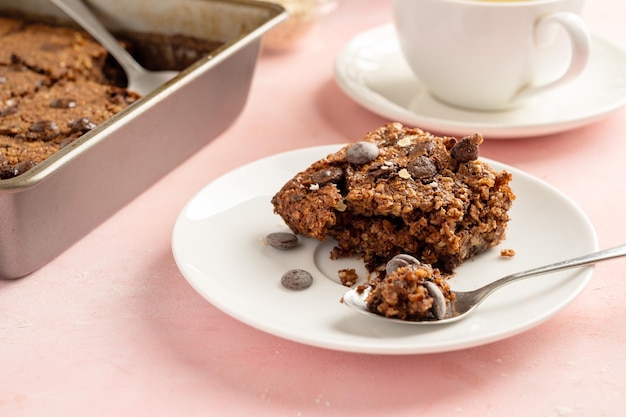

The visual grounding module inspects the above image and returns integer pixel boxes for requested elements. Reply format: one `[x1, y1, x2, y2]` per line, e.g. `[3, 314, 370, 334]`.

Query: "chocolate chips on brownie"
[272, 123, 515, 273]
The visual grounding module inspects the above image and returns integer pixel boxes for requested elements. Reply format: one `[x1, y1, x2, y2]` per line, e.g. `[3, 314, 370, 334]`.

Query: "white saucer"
[334, 24, 626, 139]
[172, 145, 597, 354]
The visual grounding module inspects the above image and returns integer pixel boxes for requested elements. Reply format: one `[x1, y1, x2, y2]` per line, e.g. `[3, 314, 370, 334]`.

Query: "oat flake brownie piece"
[271, 123, 515, 273]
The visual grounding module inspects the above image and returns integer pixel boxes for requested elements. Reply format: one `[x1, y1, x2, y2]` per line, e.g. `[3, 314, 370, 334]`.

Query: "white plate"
[334, 24, 626, 139]
[172, 145, 598, 354]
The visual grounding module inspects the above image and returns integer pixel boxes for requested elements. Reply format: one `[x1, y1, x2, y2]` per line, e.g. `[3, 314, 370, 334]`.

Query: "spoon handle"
[49, 0, 143, 73]
[482, 243, 626, 294]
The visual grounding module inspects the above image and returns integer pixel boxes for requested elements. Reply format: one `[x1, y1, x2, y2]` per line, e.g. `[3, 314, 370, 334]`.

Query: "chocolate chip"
[68, 117, 96, 134]
[406, 156, 437, 180]
[386, 253, 420, 276]
[266, 232, 298, 250]
[423, 281, 447, 319]
[0, 105, 18, 117]
[9, 160, 35, 177]
[407, 139, 435, 157]
[0, 167, 12, 180]
[29, 120, 58, 133]
[346, 141, 379, 165]
[49, 98, 77, 109]
[110, 91, 138, 106]
[367, 161, 397, 179]
[450, 133, 482, 163]
[311, 166, 343, 185]
[281, 269, 313, 290]
[369, 168, 392, 179]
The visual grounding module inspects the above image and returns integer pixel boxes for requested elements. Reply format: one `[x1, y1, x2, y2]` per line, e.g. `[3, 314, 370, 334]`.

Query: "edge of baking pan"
[0, 0, 287, 279]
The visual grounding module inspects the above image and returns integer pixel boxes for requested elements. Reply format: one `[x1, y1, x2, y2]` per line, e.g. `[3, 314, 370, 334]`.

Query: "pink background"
[2, 1, 625, 416]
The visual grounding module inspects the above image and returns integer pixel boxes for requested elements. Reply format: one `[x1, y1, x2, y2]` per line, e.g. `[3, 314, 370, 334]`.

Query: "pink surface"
[2, 0, 626, 416]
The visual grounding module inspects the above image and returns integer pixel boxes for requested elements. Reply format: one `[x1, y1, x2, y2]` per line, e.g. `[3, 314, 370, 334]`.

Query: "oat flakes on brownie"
[271, 122, 515, 274]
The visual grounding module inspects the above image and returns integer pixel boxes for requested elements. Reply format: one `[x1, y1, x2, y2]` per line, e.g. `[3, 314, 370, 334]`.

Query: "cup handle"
[513, 12, 591, 103]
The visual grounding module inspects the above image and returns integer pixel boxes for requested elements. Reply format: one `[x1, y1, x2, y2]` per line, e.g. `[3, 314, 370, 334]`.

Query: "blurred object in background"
[264, 0, 338, 50]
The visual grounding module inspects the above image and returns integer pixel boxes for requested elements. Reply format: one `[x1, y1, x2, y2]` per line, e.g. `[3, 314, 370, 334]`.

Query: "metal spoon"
[343, 244, 626, 325]
[50, 0, 178, 95]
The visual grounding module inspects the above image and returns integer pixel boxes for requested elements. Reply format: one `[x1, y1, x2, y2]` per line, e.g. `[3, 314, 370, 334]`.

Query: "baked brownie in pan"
[0, 0, 287, 279]
[0, 17, 139, 179]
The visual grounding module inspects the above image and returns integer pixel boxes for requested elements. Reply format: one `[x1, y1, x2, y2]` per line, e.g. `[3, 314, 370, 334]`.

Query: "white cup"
[393, 0, 591, 111]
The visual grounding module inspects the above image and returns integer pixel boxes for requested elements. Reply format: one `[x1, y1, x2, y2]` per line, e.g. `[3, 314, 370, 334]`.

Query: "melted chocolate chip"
[0, 168, 13, 180]
[311, 166, 343, 185]
[368, 162, 396, 179]
[450, 134, 482, 163]
[407, 139, 435, 157]
[68, 117, 96, 134]
[29, 120, 58, 133]
[49, 98, 77, 109]
[8, 160, 35, 177]
[110, 91, 137, 106]
[406, 156, 437, 180]
[369, 171, 388, 179]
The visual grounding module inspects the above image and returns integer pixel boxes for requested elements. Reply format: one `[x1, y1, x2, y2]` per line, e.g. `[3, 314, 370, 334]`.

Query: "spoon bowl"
[50, 0, 179, 95]
[343, 243, 626, 325]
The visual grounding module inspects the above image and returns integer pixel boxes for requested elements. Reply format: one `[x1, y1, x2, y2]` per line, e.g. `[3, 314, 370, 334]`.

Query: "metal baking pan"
[0, 0, 286, 279]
